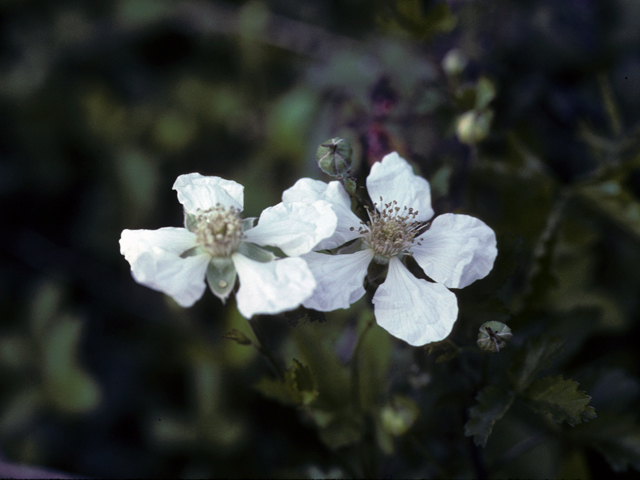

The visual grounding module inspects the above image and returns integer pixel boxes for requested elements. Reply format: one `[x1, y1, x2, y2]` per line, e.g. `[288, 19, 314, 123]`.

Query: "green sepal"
[179, 245, 207, 258]
[237, 242, 275, 263]
[184, 211, 198, 232]
[206, 258, 237, 302]
[336, 238, 364, 255]
[242, 217, 257, 232]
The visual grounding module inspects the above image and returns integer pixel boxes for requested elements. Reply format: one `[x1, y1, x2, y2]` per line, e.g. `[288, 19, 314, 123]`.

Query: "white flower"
[283, 152, 497, 346]
[120, 173, 337, 318]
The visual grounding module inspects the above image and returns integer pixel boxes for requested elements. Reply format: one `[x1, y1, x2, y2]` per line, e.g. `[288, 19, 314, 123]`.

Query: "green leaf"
[524, 375, 596, 426]
[475, 76, 496, 110]
[425, 339, 460, 363]
[221, 328, 253, 346]
[253, 376, 295, 406]
[465, 384, 516, 447]
[356, 318, 391, 411]
[579, 413, 640, 473]
[43, 316, 101, 413]
[317, 414, 364, 449]
[521, 193, 567, 310]
[508, 335, 564, 393]
[253, 358, 318, 406]
[285, 359, 318, 406]
[577, 181, 640, 242]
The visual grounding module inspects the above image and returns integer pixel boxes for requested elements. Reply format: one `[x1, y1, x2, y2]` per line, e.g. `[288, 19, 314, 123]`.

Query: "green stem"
[350, 317, 375, 412]
[247, 318, 285, 381]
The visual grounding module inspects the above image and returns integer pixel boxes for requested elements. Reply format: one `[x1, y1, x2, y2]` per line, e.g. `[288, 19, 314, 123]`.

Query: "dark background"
[1, 0, 640, 478]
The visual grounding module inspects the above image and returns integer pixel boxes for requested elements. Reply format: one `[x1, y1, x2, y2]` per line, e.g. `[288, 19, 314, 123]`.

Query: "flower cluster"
[120, 153, 497, 346]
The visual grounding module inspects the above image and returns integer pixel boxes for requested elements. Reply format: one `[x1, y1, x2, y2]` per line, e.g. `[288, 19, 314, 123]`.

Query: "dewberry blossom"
[283, 152, 497, 346]
[120, 173, 337, 318]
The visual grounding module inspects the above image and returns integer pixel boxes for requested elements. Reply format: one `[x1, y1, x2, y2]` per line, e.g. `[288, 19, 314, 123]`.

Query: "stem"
[247, 318, 285, 381]
[349, 317, 375, 412]
[489, 432, 547, 472]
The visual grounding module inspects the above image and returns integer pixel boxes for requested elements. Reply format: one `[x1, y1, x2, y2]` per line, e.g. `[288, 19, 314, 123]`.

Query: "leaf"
[577, 181, 640, 242]
[475, 76, 496, 110]
[317, 414, 364, 449]
[465, 384, 516, 447]
[522, 193, 567, 310]
[356, 320, 391, 411]
[524, 375, 596, 426]
[222, 328, 253, 346]
[579, 413, 640, 473]
[42, 315, 101, 413]
[425, 339, 460, 363]
[253, 376, 295, 406]
[508, 335, 564, 393]
[285, 359, 318, 406]
[252, 358, 318, 406]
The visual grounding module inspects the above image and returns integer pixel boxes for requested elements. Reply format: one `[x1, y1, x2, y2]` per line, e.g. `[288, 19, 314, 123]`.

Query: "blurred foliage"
[2, 0, 640, 478]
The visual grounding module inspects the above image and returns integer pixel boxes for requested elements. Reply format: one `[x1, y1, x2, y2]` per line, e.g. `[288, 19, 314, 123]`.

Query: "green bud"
[316, 138, 353, 177]
[477, 321, 512, 354]
[442, 48, 468, 77]
[456, 110, 493, 145]
[380, 395, 419, 437]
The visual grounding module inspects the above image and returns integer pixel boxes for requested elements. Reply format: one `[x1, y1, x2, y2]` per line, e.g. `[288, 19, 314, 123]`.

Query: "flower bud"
[477, 321, 512, 354]
[316, 137, 353, 177]
[456, 110, 493, 145]
[380, 395, 419, 437]
[442, 48, 468, 77]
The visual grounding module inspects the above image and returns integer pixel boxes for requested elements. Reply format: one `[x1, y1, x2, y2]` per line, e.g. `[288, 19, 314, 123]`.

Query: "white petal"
[232, 254, 316, 318]
[243, 200, 337, 256]
[173, 173, 244, 213]
[373, 257, 458, 346]
[366, 152, 434, 222]
[301, 249, 374, 311]
[412, 213, 497, 289]
[119, 228, 211, 307]
[282, 178, 361, 249]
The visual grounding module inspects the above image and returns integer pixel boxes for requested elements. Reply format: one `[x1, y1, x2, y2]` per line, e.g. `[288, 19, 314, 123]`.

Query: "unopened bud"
[456, 110, 493, 145]
[380, 395, 419, 437]
[442, 48, 468, 77]
[477, 321, 512, 354]
[316, 138, 353, 177]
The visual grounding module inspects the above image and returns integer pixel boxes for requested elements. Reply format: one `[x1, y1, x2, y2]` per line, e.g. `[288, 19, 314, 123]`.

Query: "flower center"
[194, 204, 243, 257]
[358, 198, 423, 264]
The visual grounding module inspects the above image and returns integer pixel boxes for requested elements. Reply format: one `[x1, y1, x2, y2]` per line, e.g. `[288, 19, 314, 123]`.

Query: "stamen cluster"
[195, 204, 243, 257]
[356, 197, 423, 263]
